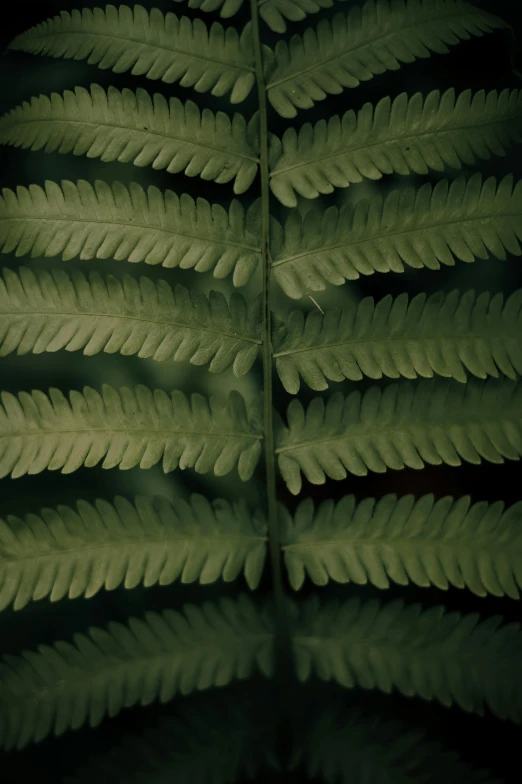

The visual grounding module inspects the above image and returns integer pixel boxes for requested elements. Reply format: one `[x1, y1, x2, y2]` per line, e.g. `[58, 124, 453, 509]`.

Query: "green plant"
[0, 0, 521, 780]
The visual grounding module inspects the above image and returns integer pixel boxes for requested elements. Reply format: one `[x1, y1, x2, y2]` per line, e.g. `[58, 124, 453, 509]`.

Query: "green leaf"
[281, 493, 522, 597]
[0, 493, 267, 611]
[0, 594, 274, 749]
[291, 595, 522, 719]
[9, 5, 255, 104]
[269, 89, 522, 208]
[276, 378, 522, 494]
[0, 86, 259, 195]
[0, 267, 261, 374]
[67, 687, 280, 783]
[271, 175, 522, 297]
[0, 384, 262, 480]
[0, 180, 261, 287]
[274, 287, 522, 392]
[293, 703, 502, 783]
[266, 0, 507, 118]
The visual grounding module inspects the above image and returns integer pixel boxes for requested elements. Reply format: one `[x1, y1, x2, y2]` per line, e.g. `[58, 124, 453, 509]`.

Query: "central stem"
[249, 1, 287, 649]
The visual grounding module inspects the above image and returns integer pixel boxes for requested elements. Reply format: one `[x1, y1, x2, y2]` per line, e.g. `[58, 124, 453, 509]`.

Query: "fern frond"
[67, 688, 279, 783]
[9, 5, 255, 104]
[0, 180, 261, 287]
[0, 385, 262, 480]
[291, 595, 522, 720]
[0, 494, 267, 611]
[292, 705, 501, 783]
[274, 288, 522, 392]
[266, 0, 507, 118]
[281, 493, 522, 597]
[276, 378, 522, 494]
[0, 86, 259, 195]
[0, 594, 274, 749]
[0, 268, 261, 374]
[269, 90, 522, 208]
[271, 174, 522, 297]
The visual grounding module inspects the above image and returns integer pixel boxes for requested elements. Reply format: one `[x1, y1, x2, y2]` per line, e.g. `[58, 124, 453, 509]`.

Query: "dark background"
[1, 0, 522, 781]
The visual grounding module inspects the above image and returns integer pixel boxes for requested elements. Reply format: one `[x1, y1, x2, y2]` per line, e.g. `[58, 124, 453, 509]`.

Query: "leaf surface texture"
[274, 287, 522, 391]
[0, 267, 261, 374]
[282, 493, 522, 597]
[0, 594, 274, 748]
[0, 180, 261, 286]
[292, 595, 522, 719]
[0, 385, 262, 480]
[9, 5, 256, 104]
[277, 378, 522, 493]
[0, 494, 267, 610]
[266, 0, 507, 117]
[269, 90, 522, 208]
[271, 174, 522, 297]
[0, 86, 259, 195]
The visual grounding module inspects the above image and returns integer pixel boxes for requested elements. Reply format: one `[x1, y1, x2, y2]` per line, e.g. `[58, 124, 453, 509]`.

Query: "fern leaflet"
[266, 0, 507, 117]
[0, 180, 261, 286]
[9, 5, 256, 104]
[292, 595, 522, 719]
[271, 174, 522, 296]
[0, 86, 259, 195]
[274, 287, 522, 391]
[269, 90, 522, 209]
[281, 493, 522, 597]
[0, 594, 274, 749]
[0, 493, 267, 610]
[0, 267, 261, 373]
[0, 385, 262, 480]
[277, 378, 522, 494]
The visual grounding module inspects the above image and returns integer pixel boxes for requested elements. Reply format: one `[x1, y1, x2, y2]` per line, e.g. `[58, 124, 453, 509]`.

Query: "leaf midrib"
[282, 536, 521, 550]
[14, 29, 256, 74]
[0, 214, 261, 255]
[273, 325, 520, 358]
[4, 632, 273, 699]
[1, 116, 259, 165]
[1, 532, 267, 565]
[293, 633, 506, 662]
[276, 412, 522, 452]
[0, 308, 261, 345]
[1, 427, 263, 440]
[266, 6, 498, 89]
[269, 113, 521, 178]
